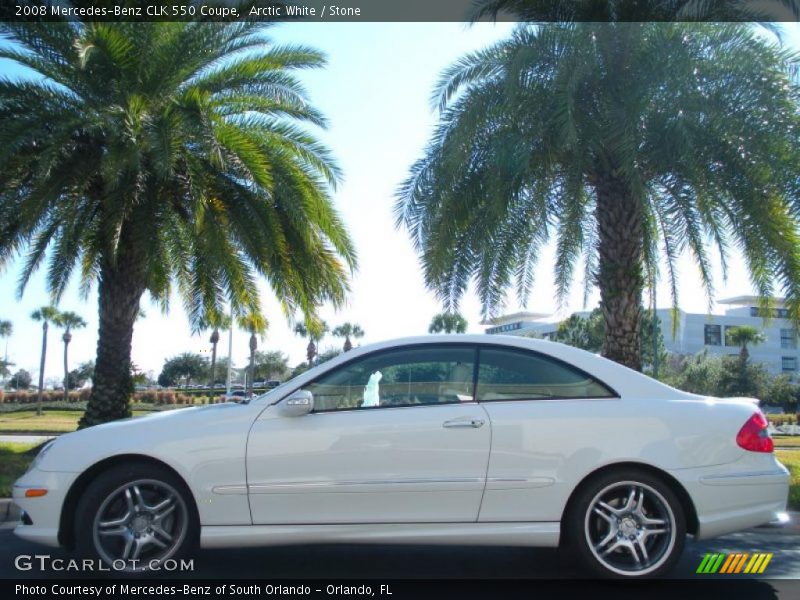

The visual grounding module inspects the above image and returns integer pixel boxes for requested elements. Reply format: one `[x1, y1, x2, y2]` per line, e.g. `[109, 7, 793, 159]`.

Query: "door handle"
[443, 418, 485, 429]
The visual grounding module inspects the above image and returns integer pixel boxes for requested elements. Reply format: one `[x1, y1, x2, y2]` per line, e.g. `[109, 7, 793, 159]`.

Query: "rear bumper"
[12, 467, 77, 548]
[671, 455, 790, 540]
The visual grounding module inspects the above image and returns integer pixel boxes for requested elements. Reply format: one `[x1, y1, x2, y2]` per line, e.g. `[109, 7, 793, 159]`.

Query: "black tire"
[75, 462, 198, 573]
[565, 468, 686, 578]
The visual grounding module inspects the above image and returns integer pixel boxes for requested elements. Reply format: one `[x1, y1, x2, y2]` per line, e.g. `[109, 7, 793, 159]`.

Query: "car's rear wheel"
[75, 462, 197, 573]
[567, 469, 686, 578]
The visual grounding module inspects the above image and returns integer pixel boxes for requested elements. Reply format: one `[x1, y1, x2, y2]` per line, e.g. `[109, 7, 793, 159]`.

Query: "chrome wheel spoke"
[131, 485, 148, 512]
[98, 525, 127, 538]
[593, 504, 616, 524]
[623, 487, 637, 512]
[627, 540, 642, 564]
[120, 534, 134, 560]
[594, 529, 617, 553]
[635, 538, 650, 563]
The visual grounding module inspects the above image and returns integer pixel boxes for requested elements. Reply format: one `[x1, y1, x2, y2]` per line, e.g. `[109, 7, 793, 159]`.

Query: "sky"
[0, 21, 799, 384]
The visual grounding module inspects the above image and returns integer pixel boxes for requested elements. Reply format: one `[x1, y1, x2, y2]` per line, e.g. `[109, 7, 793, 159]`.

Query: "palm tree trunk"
[595, 171, 644, 371]
[36, 321, 47, 417]
[79, 241, 147, 428]
[210, 342, 218, 393]
[62, 333, 70, 403]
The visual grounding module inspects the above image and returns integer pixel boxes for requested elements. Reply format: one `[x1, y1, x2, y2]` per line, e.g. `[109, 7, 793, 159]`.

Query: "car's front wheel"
[567, 469, 686, 578]
[75, 462, 197, 573]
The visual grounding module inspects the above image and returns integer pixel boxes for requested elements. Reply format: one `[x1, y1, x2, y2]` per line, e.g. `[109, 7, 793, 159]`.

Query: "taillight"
[736, 412, 774, 453]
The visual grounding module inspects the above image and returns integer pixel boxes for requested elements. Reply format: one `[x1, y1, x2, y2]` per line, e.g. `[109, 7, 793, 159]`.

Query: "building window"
[782, 356, 797, 373]
[781, 329, 797, 349]
[704, 324, 721, 346]
[750, 306, 790, 319]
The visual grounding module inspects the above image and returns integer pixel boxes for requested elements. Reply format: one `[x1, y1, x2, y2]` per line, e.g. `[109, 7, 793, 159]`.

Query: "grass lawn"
[773, 436, 800, 449]
[0, 442, 39, 497]
[0, 409, 151, 434]
[775, 449, 800, 511]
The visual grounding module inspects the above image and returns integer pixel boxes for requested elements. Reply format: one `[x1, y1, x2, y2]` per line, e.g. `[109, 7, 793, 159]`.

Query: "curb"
[0, 499, 20, 524]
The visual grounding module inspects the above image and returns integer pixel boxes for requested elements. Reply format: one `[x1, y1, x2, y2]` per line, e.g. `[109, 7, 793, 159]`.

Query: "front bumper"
[12, 467, 78, 548]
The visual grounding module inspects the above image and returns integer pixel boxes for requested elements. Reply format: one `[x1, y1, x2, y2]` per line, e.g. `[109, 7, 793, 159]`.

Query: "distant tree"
[253, 351, 289, 381]
[554, 313, 604, 352]
[11, 368, 31, 390]
[30, 306, 59, 415]
[0, 359, 12, 379]
[762, 375, 799, 412]
[663, 351, 725, 396]
[54, 311, 87, 402]
[66, 361, 94, 390]
[0, 319, 12, 382]
[428, 312, 468, 334]
[295, 319, 328, 365]
[236, 313, 268, 391]
[553, 307, 666, 373]
[317, 347, 343, 364]
[290, 362, 311, 379]
[718, 356, 769, 399]
[157, 354, 209, 388]
[200, 313, 232, 391]
[727, 325, 767, 364]
[332, 322, 364, 351]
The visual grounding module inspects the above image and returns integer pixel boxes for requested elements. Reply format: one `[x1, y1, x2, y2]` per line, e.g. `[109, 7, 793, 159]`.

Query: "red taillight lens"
[736, 412, 774, 453]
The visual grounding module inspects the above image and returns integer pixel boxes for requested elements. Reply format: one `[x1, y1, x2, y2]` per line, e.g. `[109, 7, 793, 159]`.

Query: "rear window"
[476, 347, 616, 401]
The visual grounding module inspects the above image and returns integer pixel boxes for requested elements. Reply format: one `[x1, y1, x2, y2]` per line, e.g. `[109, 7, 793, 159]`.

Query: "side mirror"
[279, 389, 314, 417]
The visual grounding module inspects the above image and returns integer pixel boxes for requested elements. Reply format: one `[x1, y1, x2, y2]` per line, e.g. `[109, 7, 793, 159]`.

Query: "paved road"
[1, 522, 798, 580]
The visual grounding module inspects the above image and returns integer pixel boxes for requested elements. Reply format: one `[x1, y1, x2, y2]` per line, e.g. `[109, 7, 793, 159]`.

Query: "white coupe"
[13, 335, 790, 577]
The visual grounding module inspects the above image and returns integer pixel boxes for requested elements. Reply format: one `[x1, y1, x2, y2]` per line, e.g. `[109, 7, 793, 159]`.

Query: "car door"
[475, 345, 618, 522]
[246, 344, 491, 524]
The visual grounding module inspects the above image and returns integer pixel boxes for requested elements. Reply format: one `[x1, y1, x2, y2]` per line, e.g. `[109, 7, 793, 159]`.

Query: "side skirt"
[200, 522, 560, 549]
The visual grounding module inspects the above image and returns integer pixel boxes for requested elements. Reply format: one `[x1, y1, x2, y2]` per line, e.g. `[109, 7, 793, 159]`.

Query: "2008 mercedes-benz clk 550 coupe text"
[13, 335, 790, 577]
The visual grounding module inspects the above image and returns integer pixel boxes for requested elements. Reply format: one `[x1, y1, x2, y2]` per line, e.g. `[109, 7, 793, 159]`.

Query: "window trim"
[305, 343, 480, 414]
[474, 344, 620, 403]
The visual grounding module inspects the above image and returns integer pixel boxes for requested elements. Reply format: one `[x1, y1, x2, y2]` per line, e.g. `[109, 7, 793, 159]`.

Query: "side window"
[476, 347, 615, 401]
[306, 346, 476, 412]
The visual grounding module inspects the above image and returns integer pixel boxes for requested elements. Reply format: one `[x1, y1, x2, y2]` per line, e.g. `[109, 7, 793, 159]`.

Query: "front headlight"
[27, 440, 55, 472]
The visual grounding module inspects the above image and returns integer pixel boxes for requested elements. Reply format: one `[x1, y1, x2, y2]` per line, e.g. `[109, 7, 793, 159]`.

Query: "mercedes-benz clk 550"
[13, 335, 789, 577]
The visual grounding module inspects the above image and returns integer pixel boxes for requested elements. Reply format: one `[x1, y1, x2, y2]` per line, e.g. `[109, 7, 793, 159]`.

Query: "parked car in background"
[12, 335, 789, 577]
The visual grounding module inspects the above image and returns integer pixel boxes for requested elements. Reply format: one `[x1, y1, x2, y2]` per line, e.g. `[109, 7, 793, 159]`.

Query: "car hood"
[35, 402, 263, 473]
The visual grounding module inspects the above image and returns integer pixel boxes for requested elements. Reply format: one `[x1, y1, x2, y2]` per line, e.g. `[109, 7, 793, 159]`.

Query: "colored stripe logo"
[696, 553, 773, 574]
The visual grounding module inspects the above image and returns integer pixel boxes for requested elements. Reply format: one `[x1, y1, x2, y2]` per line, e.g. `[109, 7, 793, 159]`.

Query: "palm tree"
[428, 312, 468, 334]
[30, 306, 59, 415]
[294, 320, 328, 365]
[54, 311, 87, 402]
[396, 22, 800, 371]
[470, 0, 800, 23]
[237, 313, 267, 393]
[0, 23, 356, 426]
[202, 313, 231, 389]
[332, 322, 364, 352]
[728, 326, 767, 364]
[0, 320, 12, 383]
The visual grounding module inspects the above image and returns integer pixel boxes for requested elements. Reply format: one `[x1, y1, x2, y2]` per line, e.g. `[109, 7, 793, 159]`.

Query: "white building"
[483, 297, 798, 378]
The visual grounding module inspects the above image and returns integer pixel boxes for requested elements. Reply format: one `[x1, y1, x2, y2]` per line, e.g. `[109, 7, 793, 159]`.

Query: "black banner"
[0, 0, 799, 23]
[3, 579, 800, 600]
